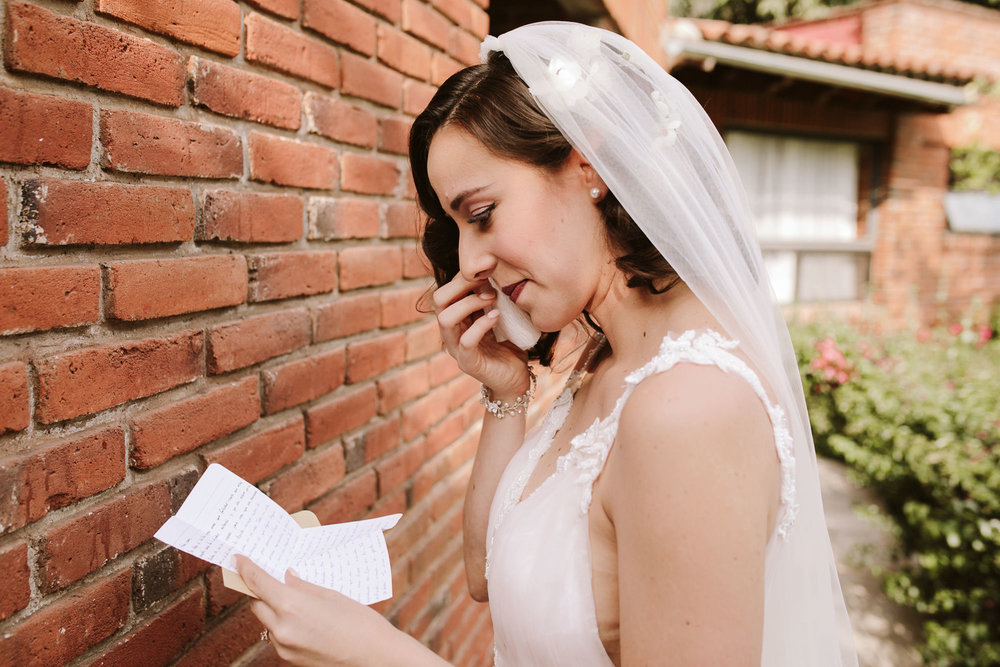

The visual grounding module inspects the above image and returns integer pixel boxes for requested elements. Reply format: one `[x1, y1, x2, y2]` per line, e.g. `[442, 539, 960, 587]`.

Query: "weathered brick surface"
[403, 0, 451, 47]
[0, 426, 126, 534]
[341, 51, 404, 109]
[173, 600, 262, 667]
[131, 546, 208, 613]
[101, 110, 243, 178]
[207, 308, 311, 373]
[40, 481, 171, 591]
[2, 571, 131, 666]
[200, 190, 303, 243]
[312, 293, 382, 341]
[245, 13, 339, 88]
[309, 468, 378, 523]
[35, 331, 203, 424]
[305, 93, 378, 147]
[248, 250, 338, 301]
[0, 265, 101, 335]
[378, 23, 433, 79]
[96, 0, 241, 56]
[377, 361, 431, 414]
[379, 116, 413, 156]
[248, 0, 300, 19]
[248, 131, 339, 189]
[0, 87, 92, 169]
[0, 540, 29, 621]
[381, 286, 426, 327]
[21, 179, 195, 246]
[386, 200, 422, 238]
[306, 384, 378, 446]
[342, 153, 401, 195]
[339, 245, 403, 290]
[189, 57, 302, 129]
[0, 361, 30, 434]
[0, 178, 6, 246]
[90, 587, 205, 667]
[132, 376, 261, 469]
[4, 2, 185, 106]
[262, 347, 346, 414]
[203, 415, 306, 483]
[303, 0, 377, 55]
[263, 444, 346, 511]
[347, 332, 406, 383]
[308, 197, 380, 240]
[106, 255, 247, 321]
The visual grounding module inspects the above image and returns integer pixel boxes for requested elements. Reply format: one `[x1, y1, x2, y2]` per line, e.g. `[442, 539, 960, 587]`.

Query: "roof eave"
[670, 39, 975, 107]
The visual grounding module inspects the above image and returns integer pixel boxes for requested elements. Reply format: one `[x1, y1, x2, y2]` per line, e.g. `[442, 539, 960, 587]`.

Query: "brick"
[132, 376, 260, 470]
[0, 426, 126, 535]
[376, 438, 426, 497]
[4, 3, 184, 106]
[205, 566, 242, 616]
[306, 384, 377, 446]
[248, 251, 338, 301]
[189, 57, 301, 130]
[308, 197, 379, 240]
[339, 245, 403, 290]
[132, 546, 208, 612]
[96, 0, 240, 56]
[0, 265, 100, 335]
[406, 320, 441, 361]
[91, 587, 205, 667]
[21, 179, 195, 246]
[341, 51, 403, 109]
[403, 78, 437, 115]
[207, 308, 311, 374]
[449, 26, 481, 66]
[106, 255, 247, 321]
[245, 13, 339, 88]
[262, 347, 346, 414]
[360, 415, 401, 464]
[347, 332, 406, 383]
[263, 444, 346, 512]
[303, 0, 376, 55]
[2, 571, 130, 666]
[200, 190, 303, 243]
[425, 410, 465, 458]
[312, 293, 381, 342]
[402, 384, 450, 440]
[432, 51, 464, 86]
[429, 351, 462, 385]
[342, 153, 401, 195]
[0, 178, 6, 246]
[309, 469, 377, 523]
[386, 201, 421, 238]
[379, 116, 412, 156]
[377, 24, 432, 79]
[247, 0, 299, 19]
[0, 361, 29, 434]
[101, 109, 242, 178]
[402, 0, 450, 47]
[248, 131, 339, 189]
[0, 87, 91, 169]
[403, 243, 432, 277]
[376, 362, 430, 414]
[35, 331, 203, 424]
[432, 0, 470, 29]
[203, 415, 306, 483]
[353, 0, 401, 22]
[381, 286, 426, 327]
[0, 541, 29, 621]
[41, 482, 171, 591]
[173, 603, 262, 667]
[304, 93, 377, 147]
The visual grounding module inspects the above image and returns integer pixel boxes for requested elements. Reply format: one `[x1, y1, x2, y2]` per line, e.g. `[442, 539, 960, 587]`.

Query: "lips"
[502, 280, 527, 303]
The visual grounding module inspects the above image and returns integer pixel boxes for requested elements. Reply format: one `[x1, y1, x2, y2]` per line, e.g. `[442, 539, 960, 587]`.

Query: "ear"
[565, 149, 606, 196]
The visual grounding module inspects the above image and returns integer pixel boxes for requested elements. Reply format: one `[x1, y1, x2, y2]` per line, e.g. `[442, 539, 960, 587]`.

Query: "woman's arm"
[604, 363, 780, 665]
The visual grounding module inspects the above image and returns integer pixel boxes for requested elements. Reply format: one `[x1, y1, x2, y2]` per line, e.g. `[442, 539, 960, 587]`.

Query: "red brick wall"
[0, 1, 496, 665]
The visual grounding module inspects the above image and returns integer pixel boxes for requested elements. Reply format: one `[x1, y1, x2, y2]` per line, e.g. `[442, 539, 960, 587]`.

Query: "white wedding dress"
[485, 330, 797, 666]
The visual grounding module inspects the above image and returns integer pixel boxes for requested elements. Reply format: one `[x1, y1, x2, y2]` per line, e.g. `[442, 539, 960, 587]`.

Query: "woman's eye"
[467, 204, 495, 228]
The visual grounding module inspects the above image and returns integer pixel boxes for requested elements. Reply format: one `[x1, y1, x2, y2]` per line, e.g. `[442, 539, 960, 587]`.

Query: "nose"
[458, 229, 496, 282]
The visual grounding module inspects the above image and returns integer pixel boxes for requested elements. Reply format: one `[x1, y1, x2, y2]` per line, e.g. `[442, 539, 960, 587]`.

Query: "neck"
[586, 273, 720, 369]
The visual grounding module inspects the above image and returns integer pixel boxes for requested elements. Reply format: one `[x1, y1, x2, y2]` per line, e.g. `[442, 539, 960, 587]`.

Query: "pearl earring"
[590, 187, 601, 200]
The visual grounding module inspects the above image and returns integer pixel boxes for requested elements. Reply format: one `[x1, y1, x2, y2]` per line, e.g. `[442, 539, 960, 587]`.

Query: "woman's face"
[426, 125, 615, 332]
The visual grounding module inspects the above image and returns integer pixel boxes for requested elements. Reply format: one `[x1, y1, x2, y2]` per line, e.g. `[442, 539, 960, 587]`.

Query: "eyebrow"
[448, 186, 489, 213]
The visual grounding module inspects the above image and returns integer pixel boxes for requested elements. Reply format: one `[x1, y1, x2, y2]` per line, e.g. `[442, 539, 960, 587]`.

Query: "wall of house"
[0, 1, 497, 665]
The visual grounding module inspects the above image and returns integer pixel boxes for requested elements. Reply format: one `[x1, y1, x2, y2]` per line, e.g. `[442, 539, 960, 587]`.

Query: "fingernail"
[479, 290, 495, 299]
[487, 309, 500, 319]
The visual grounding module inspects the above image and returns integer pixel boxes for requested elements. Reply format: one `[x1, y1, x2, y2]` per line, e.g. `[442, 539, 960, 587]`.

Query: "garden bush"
[789, 316, 1000, 665]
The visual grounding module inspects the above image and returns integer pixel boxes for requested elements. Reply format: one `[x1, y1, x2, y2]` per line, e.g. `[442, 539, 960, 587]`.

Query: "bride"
[237, 22, 859, 666]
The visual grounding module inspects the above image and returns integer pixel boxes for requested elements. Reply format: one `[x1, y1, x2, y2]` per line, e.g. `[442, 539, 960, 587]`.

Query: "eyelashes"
[466, 204, 495, 228]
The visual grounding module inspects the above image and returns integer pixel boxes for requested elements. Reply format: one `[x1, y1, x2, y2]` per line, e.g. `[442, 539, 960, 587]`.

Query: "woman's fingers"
[460, 309, 500, 349]
[431, 275, 487, 312]
[437, 291, 495, 333]
[234, 555, 283, 605]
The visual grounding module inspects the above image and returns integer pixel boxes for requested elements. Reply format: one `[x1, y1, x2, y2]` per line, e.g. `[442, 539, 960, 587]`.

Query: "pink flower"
[917, 328, 932, 343]
[977, 325, 993, 344]
[948, 323, 963, 336]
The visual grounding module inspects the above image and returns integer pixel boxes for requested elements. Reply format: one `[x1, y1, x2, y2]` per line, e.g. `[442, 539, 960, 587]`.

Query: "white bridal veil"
[481, 22, 859, 665]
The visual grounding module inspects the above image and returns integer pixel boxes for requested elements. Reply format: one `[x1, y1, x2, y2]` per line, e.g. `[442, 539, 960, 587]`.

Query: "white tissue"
[487, 278, 541, 350]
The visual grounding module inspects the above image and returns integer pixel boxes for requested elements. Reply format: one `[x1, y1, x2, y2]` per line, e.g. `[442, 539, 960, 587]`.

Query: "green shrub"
[790, 318, 1000, 665]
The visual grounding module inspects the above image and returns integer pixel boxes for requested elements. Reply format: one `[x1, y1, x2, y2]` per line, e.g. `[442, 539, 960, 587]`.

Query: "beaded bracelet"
[480, 366, 536, 419]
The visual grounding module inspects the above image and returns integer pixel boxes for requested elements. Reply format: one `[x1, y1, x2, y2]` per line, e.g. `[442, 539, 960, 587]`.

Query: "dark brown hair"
[409, 52, 678, 364]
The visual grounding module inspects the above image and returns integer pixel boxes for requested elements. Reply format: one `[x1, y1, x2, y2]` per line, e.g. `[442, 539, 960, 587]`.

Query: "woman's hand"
[432, 274, 530, 397]
[236, 555, 444, 667]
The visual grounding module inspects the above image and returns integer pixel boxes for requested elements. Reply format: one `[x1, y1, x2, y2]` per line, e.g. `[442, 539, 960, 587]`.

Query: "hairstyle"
[409, 52, 678, 364]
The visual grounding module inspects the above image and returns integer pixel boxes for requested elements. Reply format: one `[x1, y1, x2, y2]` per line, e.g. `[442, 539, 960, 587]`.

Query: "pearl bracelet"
[480, 366, 536, 419]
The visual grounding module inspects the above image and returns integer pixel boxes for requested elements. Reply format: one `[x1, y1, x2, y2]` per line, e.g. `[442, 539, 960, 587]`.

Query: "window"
[726, 131, 871, 303]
